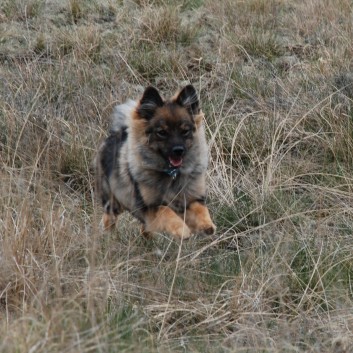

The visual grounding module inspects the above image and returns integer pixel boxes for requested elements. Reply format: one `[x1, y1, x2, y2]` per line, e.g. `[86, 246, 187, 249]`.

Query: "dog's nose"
[172, 146, 185, 157]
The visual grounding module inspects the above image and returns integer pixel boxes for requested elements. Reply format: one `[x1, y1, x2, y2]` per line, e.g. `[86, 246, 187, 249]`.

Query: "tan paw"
[185, 202, 216, 236]
[140, 225, 153, 239]
[197, 221, 216, 235]
[170, 223, 192, 240]
[102, 213, 117, 231]
[144, 205, 192, 240]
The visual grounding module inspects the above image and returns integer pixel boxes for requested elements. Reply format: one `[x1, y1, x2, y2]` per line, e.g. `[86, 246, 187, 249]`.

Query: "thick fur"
[95, 85, 216, 239]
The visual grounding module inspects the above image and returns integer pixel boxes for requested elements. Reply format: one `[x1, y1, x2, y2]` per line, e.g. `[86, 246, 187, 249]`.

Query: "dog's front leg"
[144, 206, 191, 239]
[184, 201, 216, 235]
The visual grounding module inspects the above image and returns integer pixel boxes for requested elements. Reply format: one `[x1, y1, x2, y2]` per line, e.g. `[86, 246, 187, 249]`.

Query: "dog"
[95, 85, 216, 239]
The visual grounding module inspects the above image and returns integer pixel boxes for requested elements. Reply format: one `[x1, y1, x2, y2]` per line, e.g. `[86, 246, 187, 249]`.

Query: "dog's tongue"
[169, 157, 183, 168]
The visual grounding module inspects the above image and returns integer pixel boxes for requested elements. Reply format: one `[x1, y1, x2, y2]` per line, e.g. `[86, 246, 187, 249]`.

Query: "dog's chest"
[159, 174, 195, 210]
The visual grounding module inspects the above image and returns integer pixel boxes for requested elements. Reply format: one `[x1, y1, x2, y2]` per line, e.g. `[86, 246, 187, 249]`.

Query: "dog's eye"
[182, 129, 191, 137]
[156, 130, 168, 138]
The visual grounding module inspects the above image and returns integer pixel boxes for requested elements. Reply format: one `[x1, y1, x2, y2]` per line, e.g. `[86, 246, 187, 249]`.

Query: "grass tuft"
[69, 0, 83, 24]
[1, 0, 42, 21]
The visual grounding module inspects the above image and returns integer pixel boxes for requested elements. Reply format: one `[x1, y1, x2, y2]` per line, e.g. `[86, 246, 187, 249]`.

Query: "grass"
[1, 0, 353, 352]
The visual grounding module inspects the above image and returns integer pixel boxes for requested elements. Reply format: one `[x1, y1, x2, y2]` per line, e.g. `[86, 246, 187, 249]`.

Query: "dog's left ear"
[175, 85, 199, 116]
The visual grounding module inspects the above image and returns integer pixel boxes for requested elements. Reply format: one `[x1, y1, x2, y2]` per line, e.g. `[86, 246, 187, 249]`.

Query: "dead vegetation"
[1, 0, 353, 352]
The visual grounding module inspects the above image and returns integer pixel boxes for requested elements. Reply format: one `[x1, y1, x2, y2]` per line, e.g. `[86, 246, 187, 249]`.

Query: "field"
[1, 0, 353, 351]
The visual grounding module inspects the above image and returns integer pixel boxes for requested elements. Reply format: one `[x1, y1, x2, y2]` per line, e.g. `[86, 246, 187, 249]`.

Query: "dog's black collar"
[163, 166, 180, 180]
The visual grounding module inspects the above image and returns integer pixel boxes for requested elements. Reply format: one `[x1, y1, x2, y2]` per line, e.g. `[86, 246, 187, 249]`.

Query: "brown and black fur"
[95, 85, 216, 239]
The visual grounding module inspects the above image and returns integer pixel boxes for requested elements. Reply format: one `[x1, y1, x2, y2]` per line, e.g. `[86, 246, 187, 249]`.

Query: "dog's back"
[95, 100, 136, 220]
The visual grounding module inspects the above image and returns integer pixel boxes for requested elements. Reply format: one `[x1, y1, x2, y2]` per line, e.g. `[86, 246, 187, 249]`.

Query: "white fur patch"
[111, 99, 137, 132]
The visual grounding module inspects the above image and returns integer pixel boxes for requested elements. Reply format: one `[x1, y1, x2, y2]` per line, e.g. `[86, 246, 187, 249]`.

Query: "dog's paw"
[102, 213, 117, 231]
[144, 206, 193, 240]
[140, 225, 153, 239]
[185, 202, 216, 236]
[198, 221, 216, 236]
[188, 220, 216, 236]
[170, 223, 192, 240]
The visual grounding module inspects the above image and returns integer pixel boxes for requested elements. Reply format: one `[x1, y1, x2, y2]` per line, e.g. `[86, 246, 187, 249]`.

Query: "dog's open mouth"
[169, 157, 183, 168]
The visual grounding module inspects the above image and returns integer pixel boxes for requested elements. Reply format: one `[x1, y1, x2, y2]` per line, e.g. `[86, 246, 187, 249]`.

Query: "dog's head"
[131, 85, 203, 171]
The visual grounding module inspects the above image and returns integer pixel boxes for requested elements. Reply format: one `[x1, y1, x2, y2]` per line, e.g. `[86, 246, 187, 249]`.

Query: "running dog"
[95, 85, 216, 239]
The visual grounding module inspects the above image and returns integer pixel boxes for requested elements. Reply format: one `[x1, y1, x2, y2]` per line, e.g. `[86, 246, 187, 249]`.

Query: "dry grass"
[1, 0, 353, 352]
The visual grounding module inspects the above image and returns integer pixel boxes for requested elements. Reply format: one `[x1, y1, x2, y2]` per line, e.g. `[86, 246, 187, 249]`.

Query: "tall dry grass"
[1, 0, 353, 352]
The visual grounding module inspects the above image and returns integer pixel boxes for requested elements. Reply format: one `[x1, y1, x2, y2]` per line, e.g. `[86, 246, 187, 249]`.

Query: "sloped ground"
[1, 0, 353, 352]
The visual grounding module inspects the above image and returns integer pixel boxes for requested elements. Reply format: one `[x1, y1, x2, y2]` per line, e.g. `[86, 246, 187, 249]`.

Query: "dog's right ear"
[136, 86, 164, 119]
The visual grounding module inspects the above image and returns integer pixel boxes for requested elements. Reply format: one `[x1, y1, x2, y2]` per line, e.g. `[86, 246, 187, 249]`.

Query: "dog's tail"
[110, 99, 137, 134]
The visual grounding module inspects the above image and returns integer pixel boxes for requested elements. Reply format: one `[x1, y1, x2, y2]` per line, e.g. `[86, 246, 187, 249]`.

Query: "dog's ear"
[137, 86, 164, 119]
[175, 85, 199, 116]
